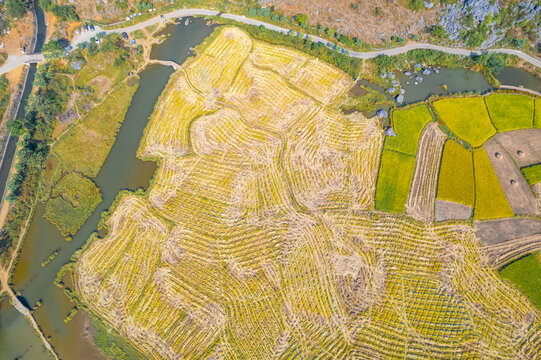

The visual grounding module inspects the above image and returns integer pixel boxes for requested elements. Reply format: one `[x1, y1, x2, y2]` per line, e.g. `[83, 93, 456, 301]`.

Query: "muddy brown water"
[0, 17, 216, 360]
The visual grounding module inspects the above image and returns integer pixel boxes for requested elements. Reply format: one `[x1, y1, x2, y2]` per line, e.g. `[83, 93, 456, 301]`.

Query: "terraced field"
[73, 28, 541, 359]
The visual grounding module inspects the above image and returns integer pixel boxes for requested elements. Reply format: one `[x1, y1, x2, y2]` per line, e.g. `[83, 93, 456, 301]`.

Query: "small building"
[385, 127, 397, 137]
[422, 68, 431, 76]
[415, 75, 423, 83]
[404, 71, 412, 76]
[396, 94, 404, 104]
[433, 68, 439, 74]
[376, 109, 389, 119]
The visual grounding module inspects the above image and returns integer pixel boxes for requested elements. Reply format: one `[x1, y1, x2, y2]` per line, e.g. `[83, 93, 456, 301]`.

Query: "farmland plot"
[406, 123, 446, 222]
[433, 97, 496, 147]
[485, 94, 534, 132]
[74, 28, 541, 359]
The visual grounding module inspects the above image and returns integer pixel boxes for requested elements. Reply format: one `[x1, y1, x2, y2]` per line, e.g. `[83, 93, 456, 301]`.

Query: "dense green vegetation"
[370, 51, 509, 85]
[6, 0, 27, 18]
[0, 75, 11, 121]
[437, 140, 474, 207]
[91, 315, 145, 360]
[217, 20, 363, 78]
[0, 62, 71, 262]
[44, 172, 101, 235]
[384, 105, 432, 156]
[484, 94, 534, 132]
[40, 0, 79, 21]
[500, 254, 541, 310]
[375, 150, 416, 213]
[521, 164, 541, 185]
[473, 149, 513, 220]
[433, 97, 495, 147]
[0, 33, 142, 262]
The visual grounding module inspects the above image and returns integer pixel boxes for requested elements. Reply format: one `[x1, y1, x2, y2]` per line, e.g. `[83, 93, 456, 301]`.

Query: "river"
[1, 17, 215, 360]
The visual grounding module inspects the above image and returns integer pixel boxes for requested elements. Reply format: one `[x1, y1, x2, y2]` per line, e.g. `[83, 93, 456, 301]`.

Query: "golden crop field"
[74, 28, 541, 359]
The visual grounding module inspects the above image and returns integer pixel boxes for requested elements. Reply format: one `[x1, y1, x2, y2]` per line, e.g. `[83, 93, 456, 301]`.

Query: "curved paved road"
[1, 8, 540, 75]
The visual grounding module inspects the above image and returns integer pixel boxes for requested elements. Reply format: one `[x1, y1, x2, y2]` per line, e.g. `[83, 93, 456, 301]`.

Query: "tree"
[294, 14, 308, 26]
[7, 118, 25, 136]
[430, 25, 449, 39]
[136, 1, 152, 11]
[6, 0, 27, 18]
[42, 40, 64, 59]
[484, 53, 506, 75]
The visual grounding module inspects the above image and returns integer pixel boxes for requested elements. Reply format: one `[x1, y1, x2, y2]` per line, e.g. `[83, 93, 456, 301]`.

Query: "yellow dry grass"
[74, 27, 541, 359]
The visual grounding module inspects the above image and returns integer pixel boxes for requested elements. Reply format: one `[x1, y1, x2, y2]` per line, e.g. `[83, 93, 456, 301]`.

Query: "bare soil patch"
[483, 140, 538, 216]
[495, 129, 541, 168]
[435, 199, 472, 222]
[474, 218, 541, 245]
[274, 0, 439, 44]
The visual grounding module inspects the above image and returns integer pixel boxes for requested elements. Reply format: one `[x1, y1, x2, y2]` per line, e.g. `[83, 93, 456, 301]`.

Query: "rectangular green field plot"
[375, 150, 416, 213]
[384, 104, 433, 156]
[485, 94, 534, 132]
[436, 139, 474, 206]
[500, 254, 541, 310]
[473, 148, 513, 220]
[433, 97, 496, 147]
[521, 163, 541, 185]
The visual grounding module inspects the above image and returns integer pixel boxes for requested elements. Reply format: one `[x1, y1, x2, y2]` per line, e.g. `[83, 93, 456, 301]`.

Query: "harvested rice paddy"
[72, 28, 541, 359]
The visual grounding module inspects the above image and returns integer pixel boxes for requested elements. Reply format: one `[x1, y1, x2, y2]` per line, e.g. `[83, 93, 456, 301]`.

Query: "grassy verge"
[484, 94, 534, 132]
[521, 164, 541, 185]
[90, 314, 146, 360]
[44, 172, 102, 236]
[334, 85, 392, 116]
[436, 140, 474, 207]
[375, 150, 416, 213]
[500, 254, 541, 310]
[52, 82, 138, 177]
[433, 97, 495, 148]
[535, 98, 541, 129]
[473, 148, 513, 220]
[384, 104, 432, 156]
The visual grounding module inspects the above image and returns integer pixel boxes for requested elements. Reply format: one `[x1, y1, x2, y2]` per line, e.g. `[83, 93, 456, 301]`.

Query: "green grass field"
[485, 94, 534, 132]
[53, 83, 138, 177]
[500, 254, 541, 310]
[433, 97, 496, 147]
[384, 104, 433, 156]
[521, 164, 541, 185]
[436, 140, 474, 206]
[535, 98, 541, 129]
[44, 172, 102, 235]
[473, 149, 513, 220]
[375, 150, 416, 213]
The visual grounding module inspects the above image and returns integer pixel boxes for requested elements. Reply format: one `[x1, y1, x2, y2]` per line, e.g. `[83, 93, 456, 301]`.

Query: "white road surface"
[1, 8, 540, 75]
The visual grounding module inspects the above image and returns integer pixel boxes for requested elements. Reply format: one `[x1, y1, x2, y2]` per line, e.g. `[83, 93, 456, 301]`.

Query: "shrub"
[6, 0, 27, 18]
